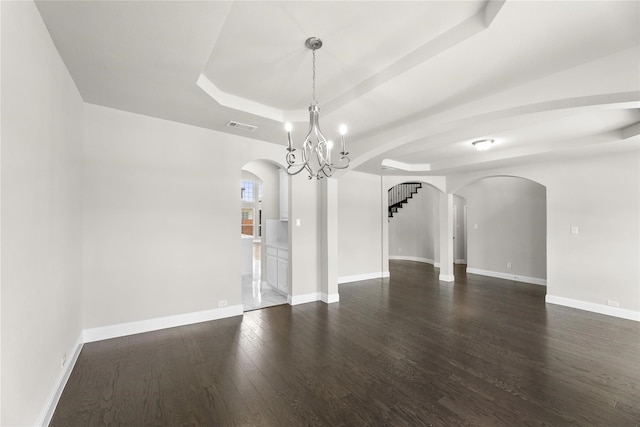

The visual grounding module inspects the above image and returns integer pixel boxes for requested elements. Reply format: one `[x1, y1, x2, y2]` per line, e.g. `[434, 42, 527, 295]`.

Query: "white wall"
[542, 153, 639, 314]
[288, 174, 319, 297]
[458, 177, 547, 281]
[1, 2, 84, 425]
[82, 104, 284, 329]
[337, 171, 385, 281]
[388, 184, 440, 264]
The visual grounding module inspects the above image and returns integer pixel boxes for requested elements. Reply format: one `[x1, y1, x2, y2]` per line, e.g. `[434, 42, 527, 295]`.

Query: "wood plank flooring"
[51, 261, 640, 426]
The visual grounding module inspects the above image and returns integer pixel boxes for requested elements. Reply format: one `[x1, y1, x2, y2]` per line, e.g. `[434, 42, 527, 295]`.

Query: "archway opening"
[240, 160, 288, 311]
[455, 175, 547, 287]
[387, 181, 443, 268]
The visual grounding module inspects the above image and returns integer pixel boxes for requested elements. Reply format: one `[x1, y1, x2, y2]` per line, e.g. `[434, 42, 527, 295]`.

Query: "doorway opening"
[241, 163, 288, 311]
[387, 181, 442, 268]
[455, 175, 547, 286]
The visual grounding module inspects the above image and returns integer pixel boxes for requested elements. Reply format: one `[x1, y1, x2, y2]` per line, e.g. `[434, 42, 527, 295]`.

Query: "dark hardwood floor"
[51, 261, 640, 426]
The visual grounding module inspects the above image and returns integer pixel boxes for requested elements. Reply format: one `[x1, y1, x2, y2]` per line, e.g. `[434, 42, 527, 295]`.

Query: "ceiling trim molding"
[197, 74, 308, 124]
[381, 159, 431, 172]
[323, 2, 506, 115]
[620, 121, 640, 140]
[342, 91, 640, 177]
[198, 1, 507, 122]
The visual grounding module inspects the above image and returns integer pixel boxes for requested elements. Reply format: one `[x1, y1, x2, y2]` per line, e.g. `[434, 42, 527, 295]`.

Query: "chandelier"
[284, 37, 350, 179]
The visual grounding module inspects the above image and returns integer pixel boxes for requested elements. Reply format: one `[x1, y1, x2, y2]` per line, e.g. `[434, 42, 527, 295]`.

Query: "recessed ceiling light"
[472, 139, 494, 151]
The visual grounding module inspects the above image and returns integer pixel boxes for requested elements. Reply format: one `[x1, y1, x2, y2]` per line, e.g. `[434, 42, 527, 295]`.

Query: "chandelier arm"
[319, 166, 333, 179]
[310, 106, 330, 170]
[315, 133, 329, 170]
[302, 136, 318, 179]
[286, 147, 310, 176]
[286, 161, 309, 176]
[285, 125, 316, 176]
[329, 156, 350, 170]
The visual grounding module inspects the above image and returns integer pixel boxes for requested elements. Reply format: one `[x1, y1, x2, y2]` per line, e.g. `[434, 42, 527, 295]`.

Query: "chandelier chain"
[312, 48, 317, 105]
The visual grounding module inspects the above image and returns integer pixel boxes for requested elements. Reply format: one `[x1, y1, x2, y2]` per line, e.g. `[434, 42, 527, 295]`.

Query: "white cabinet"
[279, 169, 288, 221]
[266, 254, 278, 288]
[277, 259, 288, 293]
[266, 245, 288, 294]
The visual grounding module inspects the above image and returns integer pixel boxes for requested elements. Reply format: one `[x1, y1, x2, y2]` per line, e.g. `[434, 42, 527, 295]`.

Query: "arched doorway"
[241, 160, 288, 311]
[387, 181, 443, 267]
[455, 175, 547, 286]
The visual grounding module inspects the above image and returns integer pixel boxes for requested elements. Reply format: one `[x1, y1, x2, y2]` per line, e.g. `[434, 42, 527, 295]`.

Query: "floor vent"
[227, 121, 257, 132]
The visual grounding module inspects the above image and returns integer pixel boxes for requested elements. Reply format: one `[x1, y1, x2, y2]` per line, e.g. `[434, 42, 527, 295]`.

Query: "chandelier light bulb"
[339, 124, 347, 135]
[285, 122, 293, 132]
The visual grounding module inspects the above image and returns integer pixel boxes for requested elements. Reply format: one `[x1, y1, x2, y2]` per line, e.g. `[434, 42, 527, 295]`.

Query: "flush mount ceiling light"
[284, 37, 350, 179]
[472, 139, 494, 151]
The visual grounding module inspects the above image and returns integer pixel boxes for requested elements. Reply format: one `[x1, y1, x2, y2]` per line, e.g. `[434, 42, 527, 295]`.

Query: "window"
[240, 179, 262, 236]
[241, 180, 254, 202]
[241, 208, 254, 236]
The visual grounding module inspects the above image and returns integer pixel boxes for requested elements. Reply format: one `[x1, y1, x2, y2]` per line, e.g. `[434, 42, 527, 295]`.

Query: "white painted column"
[320, 178, 339, 303]
[380, 176, 390, 277]
[288, 174, 320, 304]
[439, 192, 455, 282]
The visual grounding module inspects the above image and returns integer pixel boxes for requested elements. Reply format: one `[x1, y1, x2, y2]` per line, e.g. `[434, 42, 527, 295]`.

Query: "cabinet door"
[277, 259, 288, 293]
[266, 255, 278, 288]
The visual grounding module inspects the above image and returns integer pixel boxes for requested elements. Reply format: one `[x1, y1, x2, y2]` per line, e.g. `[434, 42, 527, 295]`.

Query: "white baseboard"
[389, 255, 435, 265]
[338, 271, 389, 284]
[83, 305, 244, 343]
[455, 259, 467, 264]
[322, 293, 340, 303]
[37, 333, 84, 427]
[466, 268, 547, 286]
[434, 262, 441, 268]
[546, 295, 640, 322]
[288, 292, 321, 305]
[288, 292, 340, 305]
[439, 274, 455, 282]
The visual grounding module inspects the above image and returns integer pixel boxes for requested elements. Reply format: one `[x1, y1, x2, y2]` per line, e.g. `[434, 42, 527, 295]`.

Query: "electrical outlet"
[607, 299, 620, 307]
[61, 353, 67, 368]
[218, 300, 228, 308]
[507, 262, 512, 269]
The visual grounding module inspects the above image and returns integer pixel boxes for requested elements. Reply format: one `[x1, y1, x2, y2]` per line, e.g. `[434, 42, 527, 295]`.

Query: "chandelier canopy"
[284, 37, 350, 179]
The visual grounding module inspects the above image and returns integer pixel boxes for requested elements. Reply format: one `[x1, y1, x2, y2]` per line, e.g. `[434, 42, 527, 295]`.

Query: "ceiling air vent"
[226, 121, 257, 132]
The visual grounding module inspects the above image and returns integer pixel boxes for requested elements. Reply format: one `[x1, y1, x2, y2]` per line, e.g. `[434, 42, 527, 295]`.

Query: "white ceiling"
[35, 0, 640, 176]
